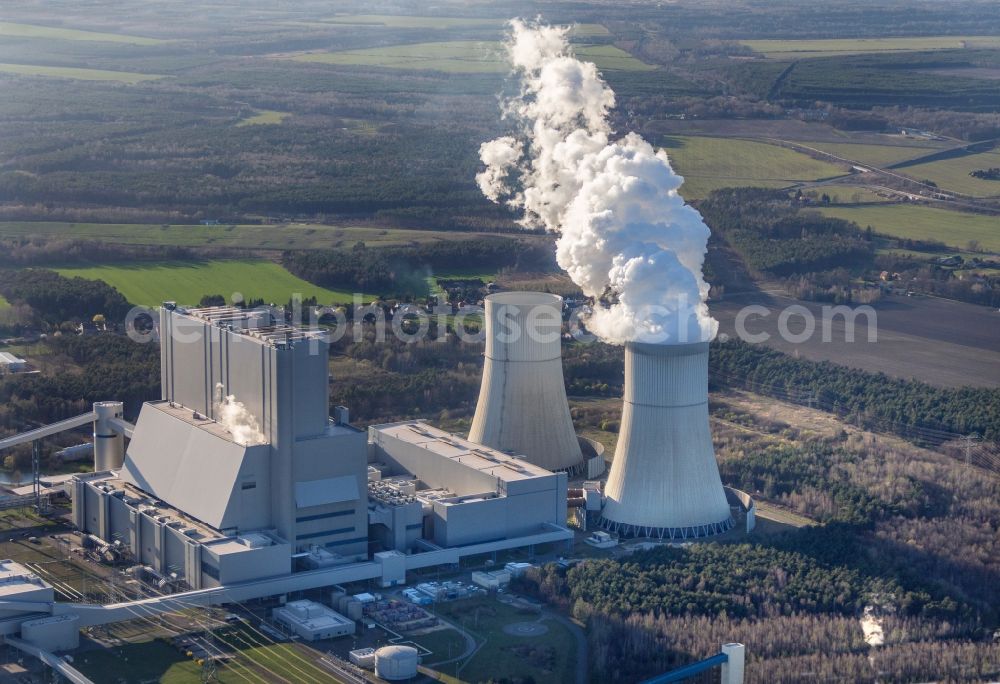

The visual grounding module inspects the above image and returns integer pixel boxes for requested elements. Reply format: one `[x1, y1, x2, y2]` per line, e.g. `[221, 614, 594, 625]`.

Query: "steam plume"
[477, 20, 717, 344]
[214, 383, 266, 446]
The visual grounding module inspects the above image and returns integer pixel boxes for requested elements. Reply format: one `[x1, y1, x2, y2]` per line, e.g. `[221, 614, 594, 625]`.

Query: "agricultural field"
[662, 136, 847, 199]
[235, 109, 291, 127]
[284, 40, 653, 73]
[741, 35, 1000, 59]
[895, 148, 1000, 197]
[712, 291, 1000, 388]
[317, 14, 609, 36]
[817, 204, 1000, 253]
[0, 222, 495, 250]
[771, 53, 1000, 110]
[0, 63, 162, 83]
[320, 13, 500, 29]
[54, 259, 371, 306]
[795, 141, 941, 168]
[0, 21, 168, 45]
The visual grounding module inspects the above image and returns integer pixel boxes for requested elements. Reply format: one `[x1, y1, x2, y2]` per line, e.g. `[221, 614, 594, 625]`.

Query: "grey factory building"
[68, 305, 571, 597]
[368, 421, 569, 549]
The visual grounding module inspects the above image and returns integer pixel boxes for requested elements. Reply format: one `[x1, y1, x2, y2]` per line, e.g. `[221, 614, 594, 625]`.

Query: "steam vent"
[600, 341, 733, 539]
[469, 292, 584, 473]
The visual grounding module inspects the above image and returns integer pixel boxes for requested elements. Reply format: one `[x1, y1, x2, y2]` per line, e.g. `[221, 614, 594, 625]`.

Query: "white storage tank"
[375, 645, 419, 680]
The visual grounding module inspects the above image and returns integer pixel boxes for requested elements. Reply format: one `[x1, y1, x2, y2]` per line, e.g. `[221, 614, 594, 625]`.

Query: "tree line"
[710, 338, 998, 440]
[282, 238, 554, 295]
[0, 268, 132, 326]
[698, 187, 874, 278]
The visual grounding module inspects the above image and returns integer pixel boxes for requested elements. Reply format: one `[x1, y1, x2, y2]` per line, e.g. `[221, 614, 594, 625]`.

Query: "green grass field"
[76, 631, 343, 684]
[55, 259, 373, 306]
[425, 269, 497, 298]
[797, 141, 939, 168]
[818, 205, 1000, 253]
[0, 63, 163, 83]
[434, 597, 577, 683]
[741, 35, 1000, 59]
[0, 221, 494, 250]
[408, 627, 469, 664]
[663, 136, 847, 199]
[896, 148, 1000, 197]
[808, 184, 896, 204]
[285, 40, 653, 73]
[0, 294, 9, 311]
[0, 21, 168, 45]
[236, 109, 291, 127]
[76, 640, 202, 684]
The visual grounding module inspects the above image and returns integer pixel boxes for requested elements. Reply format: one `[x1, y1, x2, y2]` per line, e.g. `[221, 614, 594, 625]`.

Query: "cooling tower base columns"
[600, 341, 733, 538]
[600, 516, 734, 541]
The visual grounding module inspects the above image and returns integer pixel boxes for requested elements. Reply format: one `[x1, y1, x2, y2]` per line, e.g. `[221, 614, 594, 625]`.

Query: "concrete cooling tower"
[469, 292, 583, 473]
[600, 341, 733, 539]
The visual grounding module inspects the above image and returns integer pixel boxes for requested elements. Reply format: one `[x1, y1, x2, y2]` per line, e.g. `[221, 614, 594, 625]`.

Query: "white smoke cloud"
[477, 19, 718, 345]
[214, 383, 266, 446]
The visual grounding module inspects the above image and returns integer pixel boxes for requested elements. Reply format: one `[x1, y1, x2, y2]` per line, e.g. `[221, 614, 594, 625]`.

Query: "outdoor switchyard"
[0, 298, 747, 678]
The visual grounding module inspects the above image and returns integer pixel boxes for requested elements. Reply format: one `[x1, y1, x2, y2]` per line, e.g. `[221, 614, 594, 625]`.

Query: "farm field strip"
[662, 135, 848, 199]
[811, 184, 897, 203]
[0, 221, 495, 250]
[321, 13, 500, 28]
[0, 62, 164, 83]
[310, 14, 608, 36]
[792, 141, 941, 168]
[740, 35, 1000, 58]
[894, 148, 1000, 198]
[283, 40, 653, 73]
[0, 21, 169, 45]
[54, 259, 375, 306]
[817, 204, 1000, 253]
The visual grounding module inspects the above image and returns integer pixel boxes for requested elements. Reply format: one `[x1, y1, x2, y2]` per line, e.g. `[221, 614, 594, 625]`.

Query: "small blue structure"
[641, 643, 745, 684]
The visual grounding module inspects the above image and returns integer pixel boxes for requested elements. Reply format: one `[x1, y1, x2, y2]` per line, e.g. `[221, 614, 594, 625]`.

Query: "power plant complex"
[0, 293, 743, 658]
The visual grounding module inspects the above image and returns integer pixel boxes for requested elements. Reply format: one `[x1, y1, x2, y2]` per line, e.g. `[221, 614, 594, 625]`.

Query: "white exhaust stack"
[469, 292, 583, 473]
[600, 342, 732, 539]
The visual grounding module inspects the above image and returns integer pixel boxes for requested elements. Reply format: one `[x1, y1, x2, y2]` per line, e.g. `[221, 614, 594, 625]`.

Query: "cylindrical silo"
[374, 645, 419, 680]
[93, 401, 125, 472]
[469, 292, 583, 473]
[600, 341, 732, 539]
